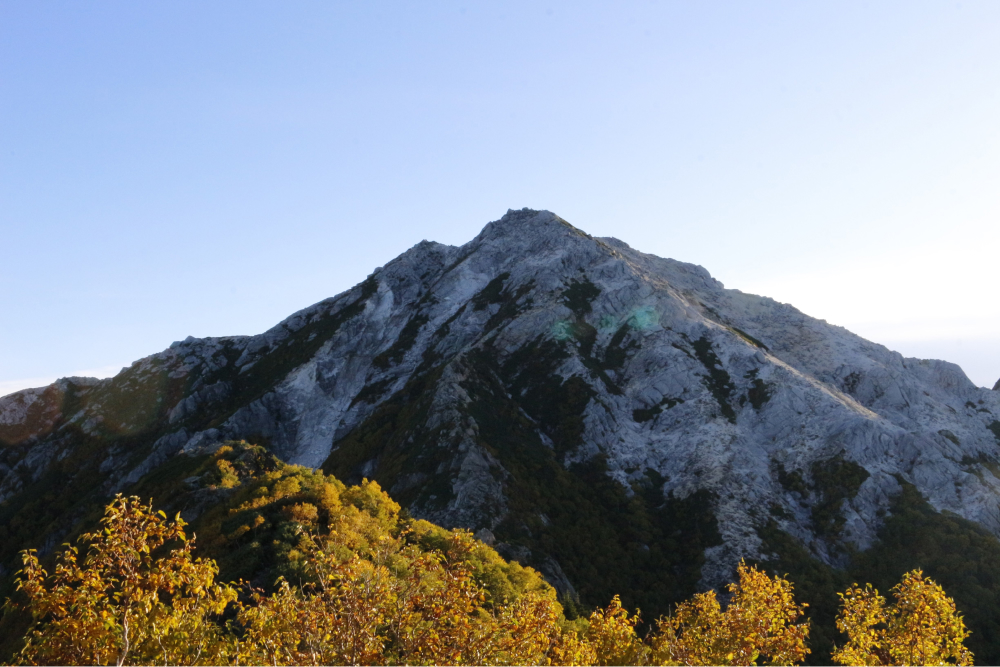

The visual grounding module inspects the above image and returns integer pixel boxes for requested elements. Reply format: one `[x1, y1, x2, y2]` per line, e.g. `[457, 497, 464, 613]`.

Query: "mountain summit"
[3, 208, 1000, 654]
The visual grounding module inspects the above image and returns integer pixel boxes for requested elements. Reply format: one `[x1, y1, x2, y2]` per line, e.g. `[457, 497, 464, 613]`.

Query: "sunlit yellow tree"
[234, 529, 580, 666]
[583, 595, 649, 665]
[648, 560, 810, 666]
[833, 569, 972, 666]
[13, 495, 236, 666]
[572, 561, 809, 666]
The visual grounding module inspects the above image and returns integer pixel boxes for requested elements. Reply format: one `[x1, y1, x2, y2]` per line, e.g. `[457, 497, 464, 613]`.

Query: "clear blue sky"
[2, 1, 999, 395]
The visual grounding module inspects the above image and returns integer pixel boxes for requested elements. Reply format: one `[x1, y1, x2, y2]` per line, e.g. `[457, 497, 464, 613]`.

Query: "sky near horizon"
[2, 1, 999, 396]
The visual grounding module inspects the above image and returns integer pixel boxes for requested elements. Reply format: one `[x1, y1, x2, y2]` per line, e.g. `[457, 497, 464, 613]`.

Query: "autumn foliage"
[14, 496, 235, 665]
[650, 561, 810, 666]
[3, 442, 975, 665]
[833, 571, 972, 666]
[232, 531, 580, 665]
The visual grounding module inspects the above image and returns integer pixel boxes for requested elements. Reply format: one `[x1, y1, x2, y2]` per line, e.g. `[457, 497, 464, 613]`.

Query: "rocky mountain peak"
[2, 209, 1000, 647]
[477, 207, 570, 241]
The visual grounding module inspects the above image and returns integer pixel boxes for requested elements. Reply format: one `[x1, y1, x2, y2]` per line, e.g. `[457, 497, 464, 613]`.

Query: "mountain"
[3, 208, 1000, 660]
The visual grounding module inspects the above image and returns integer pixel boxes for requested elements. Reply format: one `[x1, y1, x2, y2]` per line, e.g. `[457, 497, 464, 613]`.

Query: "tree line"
[2, 443, 974, 666]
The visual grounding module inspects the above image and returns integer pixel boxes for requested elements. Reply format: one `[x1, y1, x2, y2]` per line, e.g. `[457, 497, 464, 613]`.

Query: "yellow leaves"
[214, 459, 240, 489]
[232, 530, 574, 666]
[9, 456, 972, 667]
[12, 489, 814, 667]
[282, 502, 319, 524]
[583, 595, 649, 665]
[273, 476, 302, 500]
[12, 495, 236, 666]
[833, 583, 887, 666]
[832, 570, 973, 666]
[314, 481, 342, 512]
[568, 561, 810, 666]
[342, 479, 401, 524]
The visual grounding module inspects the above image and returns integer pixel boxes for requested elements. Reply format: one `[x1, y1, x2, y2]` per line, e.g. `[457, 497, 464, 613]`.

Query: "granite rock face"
[3, 209, 1000, 592]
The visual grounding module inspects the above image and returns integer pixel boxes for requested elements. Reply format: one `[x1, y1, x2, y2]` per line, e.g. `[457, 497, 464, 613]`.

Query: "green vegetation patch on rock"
[349, 378, 395, 407]
[746, 379, 771, 410]
[563, 321, 639, 397]
[774, 458, 870, 539]
[372, 312, 430, 370]
[415, 304, 467, 374]
[729, 326, 769, 350]
[491, 338, 594, 455]
[471, 272, 511, 311]
[562, 277, 601, 317]
[484, 280, 535, 333]
[632, 397, 684, 424]
[691, 336, 737, 423]
[809, 458, 869, 538]
[988, 420, 1000, 444]
[603, 324, 639, 370]
[321, 366, 459, 513]
[578, 322, 642, 397]
[939, 429, 962, 446]
[776, 462, 809, 497]
[740, 369, 772, 411]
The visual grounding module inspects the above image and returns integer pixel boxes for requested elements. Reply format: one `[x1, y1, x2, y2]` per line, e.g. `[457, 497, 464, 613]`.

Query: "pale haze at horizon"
[2, 1, 999, 396]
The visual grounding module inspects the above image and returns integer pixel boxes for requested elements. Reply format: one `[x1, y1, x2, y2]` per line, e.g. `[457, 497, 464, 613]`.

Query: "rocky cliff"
[3, 209, 1000, 636]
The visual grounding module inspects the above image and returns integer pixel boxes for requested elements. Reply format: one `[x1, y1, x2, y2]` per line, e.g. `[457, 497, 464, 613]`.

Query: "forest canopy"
[1, 442, 974, 666]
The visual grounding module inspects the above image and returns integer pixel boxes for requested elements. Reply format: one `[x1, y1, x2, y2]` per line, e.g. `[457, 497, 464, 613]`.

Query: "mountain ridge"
[3, 208, 1000, 660]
